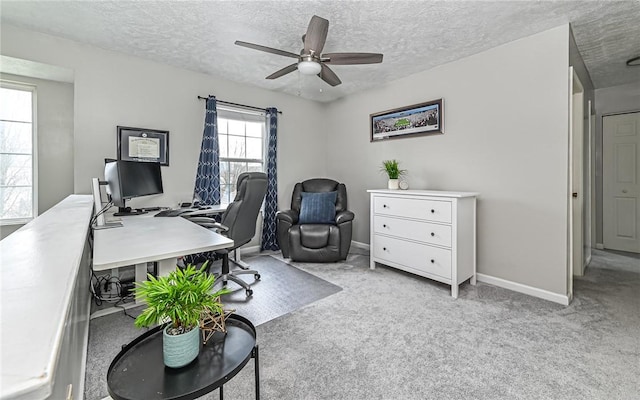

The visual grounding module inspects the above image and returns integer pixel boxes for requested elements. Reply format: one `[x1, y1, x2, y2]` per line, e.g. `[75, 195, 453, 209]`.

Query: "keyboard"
[154, 209, 190, 217]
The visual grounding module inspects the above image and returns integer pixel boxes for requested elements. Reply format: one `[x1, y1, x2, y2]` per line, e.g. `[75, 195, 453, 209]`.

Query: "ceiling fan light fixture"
[298, 60, 322, 75]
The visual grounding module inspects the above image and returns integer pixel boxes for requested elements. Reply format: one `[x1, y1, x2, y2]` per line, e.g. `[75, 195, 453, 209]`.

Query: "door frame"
[584, 100, 593, 267]
[602, 110, 640, 253]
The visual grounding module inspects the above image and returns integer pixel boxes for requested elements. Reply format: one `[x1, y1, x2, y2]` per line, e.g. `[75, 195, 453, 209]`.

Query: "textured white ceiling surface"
[1, 1, 639, 102]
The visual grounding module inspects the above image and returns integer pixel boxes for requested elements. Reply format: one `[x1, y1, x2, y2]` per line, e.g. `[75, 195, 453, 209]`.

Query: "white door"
[603, 112, 640, 253]
[590, 111, 597, 250]
[584, 100, 593, 265]
[570, 71, 584, 277]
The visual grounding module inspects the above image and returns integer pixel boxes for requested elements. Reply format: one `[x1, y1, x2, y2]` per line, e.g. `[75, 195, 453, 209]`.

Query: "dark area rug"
[84, 255, 341, 400]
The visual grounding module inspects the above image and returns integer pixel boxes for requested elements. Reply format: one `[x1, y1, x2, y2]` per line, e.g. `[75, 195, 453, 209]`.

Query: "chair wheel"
[246, 289, 253, 297]
[254, 274, 261, 280]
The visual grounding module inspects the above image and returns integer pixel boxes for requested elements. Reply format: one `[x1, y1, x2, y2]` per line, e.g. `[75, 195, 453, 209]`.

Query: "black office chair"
[187, 172, 268, 296]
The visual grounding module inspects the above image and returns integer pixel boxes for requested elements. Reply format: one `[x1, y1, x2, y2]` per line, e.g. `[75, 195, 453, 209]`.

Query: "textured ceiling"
[1, 1, 639, 102]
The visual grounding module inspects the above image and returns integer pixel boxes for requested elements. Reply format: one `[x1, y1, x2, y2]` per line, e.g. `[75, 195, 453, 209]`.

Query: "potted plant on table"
[134, 262, 230, 368]
[380, 159, 406, 190]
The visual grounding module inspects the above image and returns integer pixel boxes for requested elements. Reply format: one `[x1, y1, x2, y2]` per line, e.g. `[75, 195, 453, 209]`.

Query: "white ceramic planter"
[388, 179, 399, 190]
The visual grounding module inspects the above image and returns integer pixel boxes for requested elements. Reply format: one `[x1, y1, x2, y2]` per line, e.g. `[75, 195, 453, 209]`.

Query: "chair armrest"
[187, 217, 229, 232]
[335, 210, 355, 225]
[276, 209, 299, 225]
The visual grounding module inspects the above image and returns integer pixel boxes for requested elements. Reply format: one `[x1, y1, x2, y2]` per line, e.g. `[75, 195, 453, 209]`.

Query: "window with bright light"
[0, 83, 36, 223]
[217, 107, 266, 204]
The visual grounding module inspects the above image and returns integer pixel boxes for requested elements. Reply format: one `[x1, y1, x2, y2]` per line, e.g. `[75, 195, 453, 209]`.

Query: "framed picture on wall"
[117, 126, 169, 166]
[370, 98, 443, 142]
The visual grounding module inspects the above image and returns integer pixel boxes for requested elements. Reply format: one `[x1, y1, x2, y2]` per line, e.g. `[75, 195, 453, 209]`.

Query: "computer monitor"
[104, 160, 163, 215]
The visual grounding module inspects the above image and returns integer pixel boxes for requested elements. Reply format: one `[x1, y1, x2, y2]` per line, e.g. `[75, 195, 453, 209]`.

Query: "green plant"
[134, 262, 230, 332]
[380, 159, 406, 179]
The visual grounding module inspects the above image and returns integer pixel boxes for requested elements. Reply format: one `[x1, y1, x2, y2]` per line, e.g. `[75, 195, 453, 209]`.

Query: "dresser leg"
[451, 284, 459, 299]
[470, 275, 477, 285]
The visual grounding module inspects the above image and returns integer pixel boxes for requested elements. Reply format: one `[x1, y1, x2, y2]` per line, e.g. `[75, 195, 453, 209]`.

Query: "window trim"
[0, 80, 38, 225]
[217, 106, 266, 205]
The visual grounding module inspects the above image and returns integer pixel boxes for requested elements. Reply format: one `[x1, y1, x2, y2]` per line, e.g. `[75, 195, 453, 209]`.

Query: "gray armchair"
[277, 178, 354, 262]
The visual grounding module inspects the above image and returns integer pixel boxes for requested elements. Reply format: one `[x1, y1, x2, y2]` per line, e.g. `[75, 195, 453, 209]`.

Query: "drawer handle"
[430, 209, 435, 213]
[383, 224, 387, 228]
[430, 259, 435, 263]
[383, 247, 387, 251]
[430, 232, 435, 237]
[383, 204, 388, 208]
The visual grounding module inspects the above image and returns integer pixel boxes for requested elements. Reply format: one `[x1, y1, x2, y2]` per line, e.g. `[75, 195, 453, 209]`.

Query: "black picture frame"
[370, 98, 443, 142]
[117, 126, 169, 166]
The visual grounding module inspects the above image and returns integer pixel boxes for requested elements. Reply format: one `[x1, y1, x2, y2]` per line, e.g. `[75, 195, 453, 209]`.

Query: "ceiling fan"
[235, 15, 383, 87]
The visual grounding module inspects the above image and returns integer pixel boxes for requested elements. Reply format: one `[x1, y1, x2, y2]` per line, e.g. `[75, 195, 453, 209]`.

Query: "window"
[217, 107, 266, 204]
[0, 83, 37, 223]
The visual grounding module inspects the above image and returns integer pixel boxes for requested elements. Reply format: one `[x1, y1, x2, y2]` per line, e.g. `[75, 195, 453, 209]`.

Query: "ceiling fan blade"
[266, 63, 298, 79]
[304, 15, 329, 55]
[318, 63, 341, 86]
[235, 40, 299, 59]
[323, 52, 384, 65]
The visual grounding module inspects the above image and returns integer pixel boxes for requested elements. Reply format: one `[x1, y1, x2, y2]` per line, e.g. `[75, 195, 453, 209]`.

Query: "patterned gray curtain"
[261, 107, 279, 251]
[193, 96, 220, 205]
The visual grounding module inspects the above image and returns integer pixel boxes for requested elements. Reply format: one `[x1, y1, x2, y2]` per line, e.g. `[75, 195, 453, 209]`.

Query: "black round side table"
[107, 314, 259, 400]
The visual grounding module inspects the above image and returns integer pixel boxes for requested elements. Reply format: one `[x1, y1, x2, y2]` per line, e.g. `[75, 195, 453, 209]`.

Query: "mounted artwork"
[370, 99, 443, 142]
[117, 126, 169, 166]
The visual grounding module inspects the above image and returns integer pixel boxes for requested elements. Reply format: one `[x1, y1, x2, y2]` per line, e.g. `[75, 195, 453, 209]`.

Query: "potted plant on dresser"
[133, 263, 230, 368]
[380, 159, 406, 190]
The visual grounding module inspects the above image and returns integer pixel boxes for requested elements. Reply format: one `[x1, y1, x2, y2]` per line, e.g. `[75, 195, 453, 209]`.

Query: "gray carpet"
[84, 255, 341, 400]
[88, 249, 640, 400]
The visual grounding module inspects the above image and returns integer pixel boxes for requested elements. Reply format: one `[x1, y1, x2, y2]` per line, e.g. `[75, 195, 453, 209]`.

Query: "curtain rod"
[197, 96, 282, 114]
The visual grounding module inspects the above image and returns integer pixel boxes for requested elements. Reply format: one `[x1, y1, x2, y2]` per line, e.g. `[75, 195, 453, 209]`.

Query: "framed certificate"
[117, 126, 169, 166]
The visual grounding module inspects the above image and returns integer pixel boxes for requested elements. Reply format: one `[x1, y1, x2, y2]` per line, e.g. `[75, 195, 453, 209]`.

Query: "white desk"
[92, 213, 233, 318]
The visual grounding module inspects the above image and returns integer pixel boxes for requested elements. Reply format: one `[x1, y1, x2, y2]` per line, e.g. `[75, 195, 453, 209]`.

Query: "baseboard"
[350, 240, 370, 251]
[596, 243, 604, 249]
[242, 242, 369, 255]
[240, 240, 370, 257]
[239, 245, 261, 256]
[476, 273, 570, 306]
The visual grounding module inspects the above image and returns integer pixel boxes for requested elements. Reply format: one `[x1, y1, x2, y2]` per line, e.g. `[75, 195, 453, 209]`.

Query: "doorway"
[602, 111, 640, 253]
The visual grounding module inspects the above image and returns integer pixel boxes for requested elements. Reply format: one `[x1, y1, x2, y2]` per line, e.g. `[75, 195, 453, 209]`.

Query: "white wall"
[0, 73, 74, 240]
[0, 24, 327, 213]
[325, 25, 571, 295]
[594, 81, 640, 244]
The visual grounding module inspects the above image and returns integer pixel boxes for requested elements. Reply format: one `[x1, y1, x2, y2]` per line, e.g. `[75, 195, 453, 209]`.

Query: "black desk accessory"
[155, 209, 191, 217]
[114, 207, 148, 217]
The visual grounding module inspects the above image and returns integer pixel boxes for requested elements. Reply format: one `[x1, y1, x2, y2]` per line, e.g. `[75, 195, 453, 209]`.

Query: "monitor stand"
[92, 177, 122, 229]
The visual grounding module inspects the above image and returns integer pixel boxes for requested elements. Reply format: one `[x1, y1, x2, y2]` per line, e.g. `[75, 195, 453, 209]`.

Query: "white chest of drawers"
[368, 189, 478, 298]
